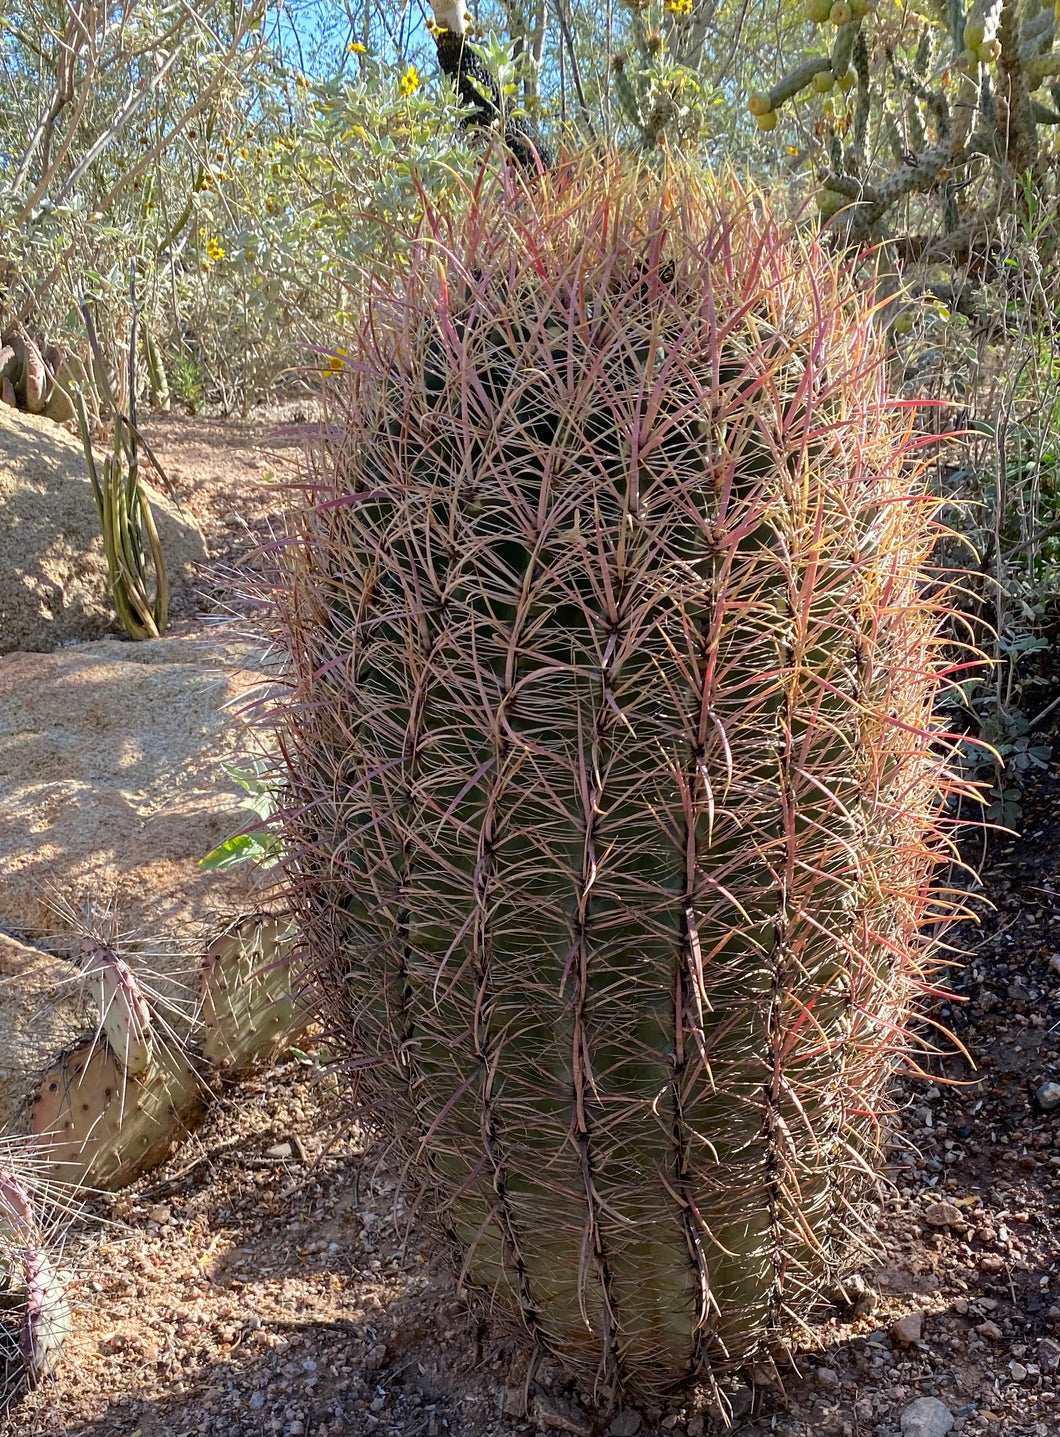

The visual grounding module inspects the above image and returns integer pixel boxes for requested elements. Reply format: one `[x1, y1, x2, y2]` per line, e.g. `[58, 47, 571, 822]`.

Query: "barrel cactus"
[265, 159, 956, 1401]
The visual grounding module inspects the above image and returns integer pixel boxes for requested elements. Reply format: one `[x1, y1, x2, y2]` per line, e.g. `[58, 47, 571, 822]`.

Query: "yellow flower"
[347, 41, 367, 52]
[206, 237, 226, 261]
[327, 347, 348, 373]
[666, 0, 693, 12]
[399, 64, 420, 97]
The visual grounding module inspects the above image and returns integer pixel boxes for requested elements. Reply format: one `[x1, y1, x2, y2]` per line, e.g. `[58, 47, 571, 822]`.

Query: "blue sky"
[268, 0, 435, 75]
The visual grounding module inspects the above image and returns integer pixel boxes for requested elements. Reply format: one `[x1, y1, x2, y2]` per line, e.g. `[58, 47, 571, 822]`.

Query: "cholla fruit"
[266, 159, 957, 1398]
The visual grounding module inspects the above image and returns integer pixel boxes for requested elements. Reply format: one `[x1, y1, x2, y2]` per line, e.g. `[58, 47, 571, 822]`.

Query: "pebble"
[1034, 1080, 1060, 1111]
[892, 1311, 924, 1345]
[816, 1367, 840, 1390]
[1038, 1336, 1060, 1372]
[361, 1343, 387, 1373]
[1009, 1360, 1029, 1382]
[836, 1270, 878, 1316]
[899, 1396, 954, 1437]
[977, 1320, 1003, 1341]
[923, 1201, 961, 1229]
[148, 1204, 171, 1225]
[532, 1395, 592, 1435]
[267, 1141, 293, 1159]
[726, 1382, 753, 1419]
[502, 1386, 528, 1418]
[608, 1411, 642, 1436]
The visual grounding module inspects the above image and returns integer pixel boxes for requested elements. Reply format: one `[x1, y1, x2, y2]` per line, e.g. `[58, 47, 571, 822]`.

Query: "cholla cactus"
[610, 0, 709, 154]
[747, 0, 1060, 253]
[265, 157, 961, 1399]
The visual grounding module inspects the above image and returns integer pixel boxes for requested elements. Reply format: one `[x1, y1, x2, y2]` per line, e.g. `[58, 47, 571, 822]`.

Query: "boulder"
[0, 404, 206, 654]
[0, 632, 270, 945]
[0, 933, 87, 1131]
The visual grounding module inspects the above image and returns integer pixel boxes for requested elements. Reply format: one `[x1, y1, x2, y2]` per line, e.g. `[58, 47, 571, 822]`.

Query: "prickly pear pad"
[30, 1038, 204, 1191]
[201, 916, 305, 1076]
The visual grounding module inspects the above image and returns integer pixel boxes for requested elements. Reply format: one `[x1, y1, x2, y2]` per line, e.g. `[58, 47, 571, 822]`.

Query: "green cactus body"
[613, 66, 644, 130]
[831, 19, 859, 77]
[769, 56, 834, 110]
[914, 24, 935, 76]
[269, 162, 955, 1398]
[201, 916, 305, 1075]
[1026, 50, 1060, 79]
[906, 93, 929, 152]
[851, 31, 872, 157]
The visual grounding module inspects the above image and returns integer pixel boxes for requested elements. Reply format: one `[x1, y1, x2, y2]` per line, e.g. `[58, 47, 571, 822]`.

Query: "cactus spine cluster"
[266, 158, 957, 1399]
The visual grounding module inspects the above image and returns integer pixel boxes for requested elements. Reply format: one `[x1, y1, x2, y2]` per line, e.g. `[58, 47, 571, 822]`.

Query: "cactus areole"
[269, 161, 957, 1399]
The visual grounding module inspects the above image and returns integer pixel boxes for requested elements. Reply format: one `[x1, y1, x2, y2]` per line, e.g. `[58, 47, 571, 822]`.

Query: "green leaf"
[200, 832, 258, 869]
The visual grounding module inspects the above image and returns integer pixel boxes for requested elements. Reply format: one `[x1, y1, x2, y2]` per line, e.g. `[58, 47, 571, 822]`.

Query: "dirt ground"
[9, 415, 1060, 1437]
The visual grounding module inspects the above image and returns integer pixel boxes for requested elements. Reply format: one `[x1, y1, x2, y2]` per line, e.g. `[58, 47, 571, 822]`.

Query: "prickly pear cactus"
[81, 944, 154, 1076]
[201, 917, 305, 1076]
[29, 1038, 204, 1190]
[266, 160, 959, 1400]
[19, 1249, 70, 1386]
[0, 1162, 71, 1408]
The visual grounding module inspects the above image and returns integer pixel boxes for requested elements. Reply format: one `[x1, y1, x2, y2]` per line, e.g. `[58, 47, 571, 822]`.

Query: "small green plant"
[200, 762, 283, 871]
[74, 291, 170, 641]
[169, 355, 207, 415]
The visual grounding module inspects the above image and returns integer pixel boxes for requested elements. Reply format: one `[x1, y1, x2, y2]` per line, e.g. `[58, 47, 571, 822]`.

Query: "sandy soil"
[8, 414, 1060, 1437]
